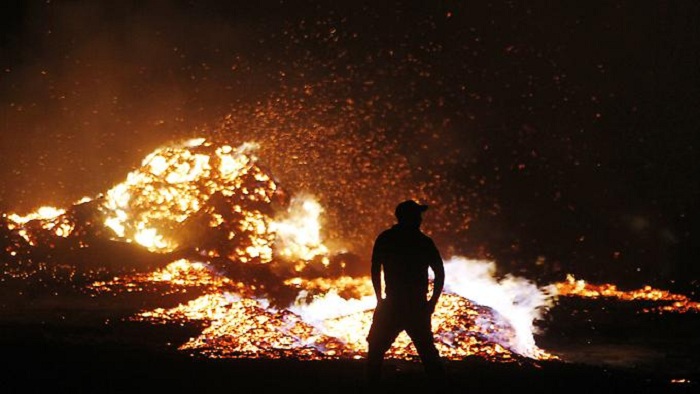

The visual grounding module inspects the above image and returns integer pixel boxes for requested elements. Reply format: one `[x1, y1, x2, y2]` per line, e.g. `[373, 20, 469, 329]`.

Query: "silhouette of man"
[366, 200, 445, 383]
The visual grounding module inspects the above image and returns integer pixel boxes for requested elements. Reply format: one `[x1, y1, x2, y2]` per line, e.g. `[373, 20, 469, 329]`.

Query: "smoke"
[443, 256, 557, 357]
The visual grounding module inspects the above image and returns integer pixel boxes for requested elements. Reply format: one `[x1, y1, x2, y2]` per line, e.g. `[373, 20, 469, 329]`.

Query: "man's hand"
[427, 298, 438, 314]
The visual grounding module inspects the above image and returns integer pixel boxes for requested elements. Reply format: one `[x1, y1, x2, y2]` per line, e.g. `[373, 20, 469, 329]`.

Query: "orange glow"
[554, 274, 700, 313]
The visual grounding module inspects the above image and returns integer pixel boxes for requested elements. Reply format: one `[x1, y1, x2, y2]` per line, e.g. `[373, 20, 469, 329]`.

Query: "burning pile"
[2, 138, 695, 364]
[121, 259, 545, 361]
[1, 138, 333, 304]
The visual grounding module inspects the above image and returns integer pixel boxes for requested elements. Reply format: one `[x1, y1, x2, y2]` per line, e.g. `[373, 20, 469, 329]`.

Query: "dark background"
[1, 1, 699, 290]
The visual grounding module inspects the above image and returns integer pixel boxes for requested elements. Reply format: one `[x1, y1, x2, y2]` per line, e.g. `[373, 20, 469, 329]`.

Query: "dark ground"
[1, 329, 697, 394]
[1, 287, 698, 394]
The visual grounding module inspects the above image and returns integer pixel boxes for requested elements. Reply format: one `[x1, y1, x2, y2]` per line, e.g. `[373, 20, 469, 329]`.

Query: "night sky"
[1, 1, 699, 289]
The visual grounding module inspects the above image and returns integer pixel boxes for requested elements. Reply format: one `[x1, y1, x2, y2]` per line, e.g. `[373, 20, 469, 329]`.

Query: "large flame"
[101, 139, 278, 260]
[271, 196, 330, 268]
[442, 257, 556, 358]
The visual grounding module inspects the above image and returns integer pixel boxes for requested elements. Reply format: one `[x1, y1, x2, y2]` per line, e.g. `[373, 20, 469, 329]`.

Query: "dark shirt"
[372, 224, 443, 304]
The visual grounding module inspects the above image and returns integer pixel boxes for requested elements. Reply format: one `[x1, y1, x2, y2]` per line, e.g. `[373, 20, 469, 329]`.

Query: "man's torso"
[374, 225, 436, 304]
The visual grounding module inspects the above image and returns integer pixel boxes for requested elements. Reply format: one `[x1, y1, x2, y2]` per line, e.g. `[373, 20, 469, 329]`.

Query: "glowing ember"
[554, 274, 700, 314]
[7, 206, 66, 226]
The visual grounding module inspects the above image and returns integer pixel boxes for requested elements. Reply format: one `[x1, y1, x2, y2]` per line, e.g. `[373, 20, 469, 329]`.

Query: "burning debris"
[1, 138, 697, 364]
[2, 139, 338, 305]
[555, 274, 700, 314]
[126, 260, 547, 362]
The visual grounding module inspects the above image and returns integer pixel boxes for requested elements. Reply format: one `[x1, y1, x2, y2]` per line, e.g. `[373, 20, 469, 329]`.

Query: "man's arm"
[427, 240, 445, 312]
[371, 236, 384, 303]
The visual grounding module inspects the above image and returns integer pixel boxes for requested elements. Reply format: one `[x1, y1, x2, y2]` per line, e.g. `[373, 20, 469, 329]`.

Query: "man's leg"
[367, 337, 391, 383]
[406, 314, 444, 379]
[366, 305, 399, 384]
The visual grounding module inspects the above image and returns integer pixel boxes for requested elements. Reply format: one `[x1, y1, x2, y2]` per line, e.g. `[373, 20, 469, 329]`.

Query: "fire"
[554, 274, 700, 313]
[7, 206, 66, 226]
[101, 139, 278, 260]
[442, 257, 557, 358]
[271, 196, 330, 269]
[4, 138, 696, 364]
[6, 206, 74, 245]
[128, 263, 552, 361]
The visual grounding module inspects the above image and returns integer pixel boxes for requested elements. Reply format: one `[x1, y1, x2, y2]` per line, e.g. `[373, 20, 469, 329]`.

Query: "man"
[366, 199, 445, 383]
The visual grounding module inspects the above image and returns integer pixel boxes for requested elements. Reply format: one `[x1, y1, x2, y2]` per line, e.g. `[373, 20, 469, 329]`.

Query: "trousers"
[366, 299, 444, 380]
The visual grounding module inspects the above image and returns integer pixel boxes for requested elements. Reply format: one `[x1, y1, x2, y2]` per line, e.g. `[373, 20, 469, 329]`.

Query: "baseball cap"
[394, 200, 429, 219]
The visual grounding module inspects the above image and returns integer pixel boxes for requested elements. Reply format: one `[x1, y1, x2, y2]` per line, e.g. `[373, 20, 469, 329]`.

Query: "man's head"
[394, 200, 428, 228]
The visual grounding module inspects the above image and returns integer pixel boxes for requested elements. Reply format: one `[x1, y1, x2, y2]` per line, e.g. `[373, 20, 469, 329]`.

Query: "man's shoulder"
[376, 226, 434, 242]
[375, 227, 396, 241]
[378, 227, 394, 235]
